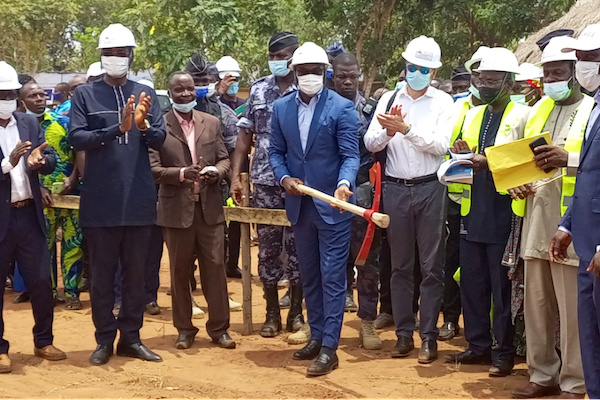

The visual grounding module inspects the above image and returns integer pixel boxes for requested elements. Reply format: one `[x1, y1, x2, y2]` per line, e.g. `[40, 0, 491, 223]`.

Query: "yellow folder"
[485, 132, 556, 192]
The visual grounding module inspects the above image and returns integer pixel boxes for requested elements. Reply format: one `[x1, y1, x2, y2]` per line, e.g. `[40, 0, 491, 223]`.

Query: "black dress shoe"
[13, 292, 30, 304]
[293, 339, 322, 360]
[391, 336, 414, 358]
[90, 344, 113, 366]
[439, 322, 460, 341]
[307, 352, 339, 377]
[145, 301, 161, 315]
[116, 342, 162, 362]
[418, 339, 437, 364]
[445, 349, 491, 364]
[212, 333, 236, 349]
[226, 265, 242, 279]
[175, 333, 196, 350]
[489, 360, 513, 377]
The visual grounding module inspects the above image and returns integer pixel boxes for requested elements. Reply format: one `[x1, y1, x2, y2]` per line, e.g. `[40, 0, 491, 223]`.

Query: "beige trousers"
[524, 258, 585, 394]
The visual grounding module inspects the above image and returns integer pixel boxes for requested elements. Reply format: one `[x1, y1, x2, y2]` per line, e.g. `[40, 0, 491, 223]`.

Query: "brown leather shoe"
[512, 382, 560, 399]
[34, 345, 67, 361]
[558, 392, 585, 399]
[0, 354, 11, 373]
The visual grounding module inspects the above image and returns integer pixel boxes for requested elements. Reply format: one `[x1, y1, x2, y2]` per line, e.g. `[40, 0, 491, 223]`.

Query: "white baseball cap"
[0, 61, 22, 91]
[86, 61, 105, 79]
[561, 24, 600, 52]
[402, 36, 442, 69]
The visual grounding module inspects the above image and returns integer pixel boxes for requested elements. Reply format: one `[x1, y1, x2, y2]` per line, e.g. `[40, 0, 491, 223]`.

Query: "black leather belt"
[384, 173, 437, 186]
[11, 199, 33, 208]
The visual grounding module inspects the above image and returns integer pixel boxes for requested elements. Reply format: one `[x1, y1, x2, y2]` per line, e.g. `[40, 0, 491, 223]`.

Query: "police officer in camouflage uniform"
[331, 53, 383, 350]
[230, 32, 303, 338]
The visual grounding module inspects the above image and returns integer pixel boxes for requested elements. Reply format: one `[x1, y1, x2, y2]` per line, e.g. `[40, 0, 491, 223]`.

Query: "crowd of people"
[0, 19, 600, 398]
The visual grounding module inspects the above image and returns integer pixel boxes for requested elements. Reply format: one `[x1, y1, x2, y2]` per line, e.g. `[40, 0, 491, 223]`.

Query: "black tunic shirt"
[69, 79, 166, 228]
[463, 108, 513, 245]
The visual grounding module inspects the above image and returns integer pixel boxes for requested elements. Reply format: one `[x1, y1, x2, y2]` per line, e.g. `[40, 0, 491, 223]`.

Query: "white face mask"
[575, 61, 600, 92]
[0, 100, 16, 120]
[101, 56, 130, 78]
[297, 74, 324, 97]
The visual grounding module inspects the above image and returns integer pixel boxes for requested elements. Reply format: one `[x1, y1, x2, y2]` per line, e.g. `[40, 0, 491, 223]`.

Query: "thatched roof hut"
[515, 0, 600, 63]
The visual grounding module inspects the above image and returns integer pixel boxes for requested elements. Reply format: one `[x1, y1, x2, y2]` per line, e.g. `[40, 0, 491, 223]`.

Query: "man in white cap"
[269, 41, 359, 376]
[364, 35, 453, 364]
[215, 56, 245, 111]
[0, 61, 65, 373]
[512, 35, 590, 400]
[551, 23, 600, 400]
[448, 47, 530, 377]
[69, 23, 166, 366]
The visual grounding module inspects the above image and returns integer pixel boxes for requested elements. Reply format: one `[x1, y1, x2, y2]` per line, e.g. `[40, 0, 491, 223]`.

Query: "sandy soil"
[0, 245, 533, 399]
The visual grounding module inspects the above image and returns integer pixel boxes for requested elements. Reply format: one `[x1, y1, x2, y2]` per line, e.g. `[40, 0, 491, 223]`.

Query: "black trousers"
[85, 225, 152, 345]
[442, 200, 461, 324]
[0, 204, 54, 353]
[144, 224, 163, 304]
[460, 238, 514, 363]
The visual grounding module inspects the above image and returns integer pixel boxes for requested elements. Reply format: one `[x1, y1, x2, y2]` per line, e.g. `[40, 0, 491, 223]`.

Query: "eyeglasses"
[407, 64, 430, 75]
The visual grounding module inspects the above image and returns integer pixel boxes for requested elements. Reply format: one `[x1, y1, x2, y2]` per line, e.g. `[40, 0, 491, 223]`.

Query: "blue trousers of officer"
[577, 259, 600, 399]
[292, 196, 351, 350]
[85, 226, 152, 346]
[0, 204, 54, 354]
[460, 238, 514, 363]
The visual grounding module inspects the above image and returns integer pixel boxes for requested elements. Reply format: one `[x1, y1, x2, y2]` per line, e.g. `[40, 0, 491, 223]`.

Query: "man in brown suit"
[149, 71, 235, 350]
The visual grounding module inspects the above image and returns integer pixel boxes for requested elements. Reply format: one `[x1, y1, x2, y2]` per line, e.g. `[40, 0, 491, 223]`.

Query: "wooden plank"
[240, 173, 253, 335]
[224, 206, 290, 226]
[50, 194, 80, 209]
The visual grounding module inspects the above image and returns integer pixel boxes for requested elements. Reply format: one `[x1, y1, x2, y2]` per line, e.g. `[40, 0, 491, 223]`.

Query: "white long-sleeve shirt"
[364, 85, 454, 179]
[0, 116, 33, 202]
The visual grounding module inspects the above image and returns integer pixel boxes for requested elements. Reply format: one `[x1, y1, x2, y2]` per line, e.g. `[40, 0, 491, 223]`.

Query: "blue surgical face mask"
[326, 69, 334, 79]
[543, 79, 572, 102]
[395, 81, 406, 91]
[26, 107, 46, 118]
[195, 83, 216, 98]
[510, 94, 527, 105]
[227, 81, 239, 96]
[406, 70, 430, 91]
[468, 84, 481, 100]
[269, 60, 291, 77]
[172, 99, 197, 113]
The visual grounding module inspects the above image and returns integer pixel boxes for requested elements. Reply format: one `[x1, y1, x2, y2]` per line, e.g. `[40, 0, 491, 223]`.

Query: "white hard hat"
[137, 79, 154, 89]
[537, 36, 578, 66]
[402, 36, 442, 69]
[465, 46, 490, 73]
[215, 56, 241, 79]
[475, 47, 520, 74]
[97, 23, 137, 49]
[290, 42, 329, 69]
[86, 61, 105, 79]
[515, 63, 543, 81]
[561, 24, 600, 53]
[0, 62, 21, 91]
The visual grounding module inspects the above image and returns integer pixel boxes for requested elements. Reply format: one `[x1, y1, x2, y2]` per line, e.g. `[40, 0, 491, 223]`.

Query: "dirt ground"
[0, 245, 533, 399]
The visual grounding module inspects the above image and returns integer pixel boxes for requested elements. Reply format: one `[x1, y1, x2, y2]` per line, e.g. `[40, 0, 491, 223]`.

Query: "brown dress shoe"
[558, 392, 585, 399]
[0, 354, 11, 373]
[512, 382, 560, 399]
[34, 345, 67, 361]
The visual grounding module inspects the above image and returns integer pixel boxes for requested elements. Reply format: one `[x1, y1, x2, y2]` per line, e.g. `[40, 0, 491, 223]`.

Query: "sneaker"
[373, 312, 394, 329]
[229, 296, 242, 311]
[288, 323, 311, 345]
[345, 292, 358, 312]
[359, 319, 382, 350]
[192, 298, 205, 319]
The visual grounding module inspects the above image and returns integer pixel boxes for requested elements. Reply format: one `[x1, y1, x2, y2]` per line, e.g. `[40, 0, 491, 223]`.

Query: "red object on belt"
[355, 161, 382, 266]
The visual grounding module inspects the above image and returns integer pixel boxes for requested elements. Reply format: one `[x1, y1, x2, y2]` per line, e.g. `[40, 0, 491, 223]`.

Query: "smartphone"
[529, 137, 548, 154]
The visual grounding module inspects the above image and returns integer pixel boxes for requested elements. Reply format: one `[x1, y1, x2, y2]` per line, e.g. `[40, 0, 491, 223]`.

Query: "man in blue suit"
[550, 24, 600, 399]
[269, 42, 360, 377]
[0, 61, 66, 373]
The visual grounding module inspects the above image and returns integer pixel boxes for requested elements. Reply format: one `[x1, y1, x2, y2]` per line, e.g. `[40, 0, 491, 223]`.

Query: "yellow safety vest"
[460, 102, 518, 217]
[516, 95, 595, 217]
[448, 99, 472, 195]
